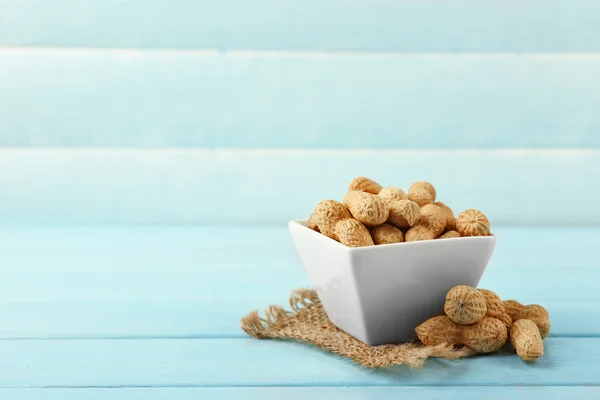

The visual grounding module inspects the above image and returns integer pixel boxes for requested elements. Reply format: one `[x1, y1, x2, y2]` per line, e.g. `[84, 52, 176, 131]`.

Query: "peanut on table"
[417, 285, 550, 363]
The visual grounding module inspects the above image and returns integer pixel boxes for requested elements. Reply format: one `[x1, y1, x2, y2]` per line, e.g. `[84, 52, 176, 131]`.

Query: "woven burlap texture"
[241, 288, 474, 368]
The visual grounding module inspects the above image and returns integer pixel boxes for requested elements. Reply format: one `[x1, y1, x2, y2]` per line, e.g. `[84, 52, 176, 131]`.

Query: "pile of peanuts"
[417, 285, 550, 362]
[308, 177, 491, 247]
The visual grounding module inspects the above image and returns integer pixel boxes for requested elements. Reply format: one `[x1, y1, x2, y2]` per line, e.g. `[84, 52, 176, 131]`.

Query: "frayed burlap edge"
[241, 288, 474, 369]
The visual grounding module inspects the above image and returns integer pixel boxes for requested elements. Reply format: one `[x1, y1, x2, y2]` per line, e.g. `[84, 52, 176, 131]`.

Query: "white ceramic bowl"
[289, 219, 497, 346]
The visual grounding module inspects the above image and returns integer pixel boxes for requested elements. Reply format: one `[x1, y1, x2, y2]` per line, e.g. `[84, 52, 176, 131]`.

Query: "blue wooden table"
[0, 226, 599, 398]
[1, 1, 600, 398]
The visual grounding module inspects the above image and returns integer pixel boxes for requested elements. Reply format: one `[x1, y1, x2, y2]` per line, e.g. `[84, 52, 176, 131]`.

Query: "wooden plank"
[2, 49, 600, 148]
[1, 0, 600, 52]
[1, 226, 598, 268]
[0, 231, 598, 302]
[1, 226, 597, 268]
[1, 149, 599, 225]
[0, 338, 596, 386]
[0, 226, 597, 338]
[3, 387, 600, 400]
[0, 299, 596, 340]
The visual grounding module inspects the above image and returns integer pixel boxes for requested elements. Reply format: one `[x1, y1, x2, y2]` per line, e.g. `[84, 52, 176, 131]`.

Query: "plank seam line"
[3, 46, 600, 58]
[0, 222, 599, 228]
[0, 148, 598, 156]
[1, 384, 599, 389]
[4, 385, 600, 390]
[0, 335, 593, 340]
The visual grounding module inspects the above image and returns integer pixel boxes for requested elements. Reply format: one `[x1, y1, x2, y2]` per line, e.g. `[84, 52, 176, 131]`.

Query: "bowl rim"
[289, 218, 497, 252]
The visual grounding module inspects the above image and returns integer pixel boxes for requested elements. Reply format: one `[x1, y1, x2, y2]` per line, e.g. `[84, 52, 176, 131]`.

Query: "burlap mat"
[241, 288, 474, 368]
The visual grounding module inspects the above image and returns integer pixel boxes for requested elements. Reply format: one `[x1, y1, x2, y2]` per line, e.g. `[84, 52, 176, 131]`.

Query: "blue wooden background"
[1, 1, 600, 398]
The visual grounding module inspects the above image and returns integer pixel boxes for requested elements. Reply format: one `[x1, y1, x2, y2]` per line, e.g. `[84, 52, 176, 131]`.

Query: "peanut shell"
[406, 204, 446, 241]
[478, 288, 512, 328]
[311, 200, 352, 240]
[503, 300, 522, 319]
[435, 201, 456, 231]
[456, 209, 491, 237]
[348, 176, 382, 195]
[343, 191, 389, 227]
[511, 319, 544, 362]
[415, 316, 457, 347]
[407, 188, 433, 207]
[418, 204, 447, 236]
[370, 224, 404, 245]
[415, 315, 507, 353]
[438, 230, 461, 239]
[478, 289, 505, 316]
[497, 313, 513, 329]
[387, 199, 420, 229]
[409, 181, 437, 201]
[444, 285, 487, 324]
[334, 219, 374, 247]
[504, 300, 551, 339]
[463, 317, 508, 353]
[378, 187, 407, 203]
[405, 225, 437, 242]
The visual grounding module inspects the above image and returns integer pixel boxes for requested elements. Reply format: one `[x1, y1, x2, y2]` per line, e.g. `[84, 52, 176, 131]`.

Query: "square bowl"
[289, 219, 497, 346]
